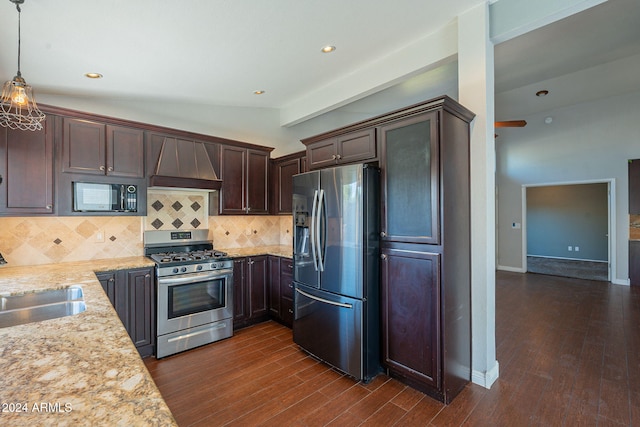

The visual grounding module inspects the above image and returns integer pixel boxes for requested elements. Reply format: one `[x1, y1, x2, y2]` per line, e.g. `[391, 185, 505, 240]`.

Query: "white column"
[458, 2, 499, 388]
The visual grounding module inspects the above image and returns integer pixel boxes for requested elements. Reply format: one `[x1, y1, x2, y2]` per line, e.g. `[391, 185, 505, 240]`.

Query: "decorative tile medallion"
[145, 189, 208, 231]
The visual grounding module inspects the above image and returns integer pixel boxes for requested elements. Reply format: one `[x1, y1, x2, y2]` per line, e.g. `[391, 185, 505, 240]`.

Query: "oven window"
[168, 279, 226, 319]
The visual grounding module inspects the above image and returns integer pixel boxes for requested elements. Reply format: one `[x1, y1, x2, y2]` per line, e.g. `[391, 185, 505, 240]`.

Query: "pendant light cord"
[16, 2, 22, 77]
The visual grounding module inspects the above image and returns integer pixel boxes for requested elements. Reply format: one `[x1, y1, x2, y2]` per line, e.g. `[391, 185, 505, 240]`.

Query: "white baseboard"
[471, 361, 499, 389]
[497, 265, 526, 273]
[612, 277, 630, 286]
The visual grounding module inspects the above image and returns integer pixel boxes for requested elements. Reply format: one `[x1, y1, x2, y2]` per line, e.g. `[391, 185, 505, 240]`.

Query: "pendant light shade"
[0, 0, 45, 131]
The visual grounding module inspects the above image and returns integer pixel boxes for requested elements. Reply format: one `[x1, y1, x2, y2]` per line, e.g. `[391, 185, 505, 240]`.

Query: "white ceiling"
[1, 0, 639, 149]
[0, 0, 481, 108]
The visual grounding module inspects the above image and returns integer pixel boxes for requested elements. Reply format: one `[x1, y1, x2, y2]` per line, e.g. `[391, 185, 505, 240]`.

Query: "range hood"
[149, 137, 222, 191]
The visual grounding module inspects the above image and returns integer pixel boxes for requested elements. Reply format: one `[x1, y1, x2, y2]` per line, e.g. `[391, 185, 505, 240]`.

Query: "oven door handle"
[158, 269, 233, 286]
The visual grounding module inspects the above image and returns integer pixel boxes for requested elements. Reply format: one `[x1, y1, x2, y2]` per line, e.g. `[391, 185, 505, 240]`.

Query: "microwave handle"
[120, 185, 126, 211]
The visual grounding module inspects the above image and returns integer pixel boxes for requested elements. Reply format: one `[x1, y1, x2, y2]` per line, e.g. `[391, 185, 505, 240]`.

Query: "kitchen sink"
[0, 286, 86, 328]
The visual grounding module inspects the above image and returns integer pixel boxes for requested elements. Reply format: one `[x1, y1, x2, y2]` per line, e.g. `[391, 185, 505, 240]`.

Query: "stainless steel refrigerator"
[292, 163, 381, 382]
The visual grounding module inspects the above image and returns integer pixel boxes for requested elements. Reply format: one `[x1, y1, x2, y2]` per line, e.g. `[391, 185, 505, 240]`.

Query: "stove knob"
[172, 268, 179, 274]
[211, 263, 217, 269]
[181, 267, 188, 273]
[196, 265, 203, 271]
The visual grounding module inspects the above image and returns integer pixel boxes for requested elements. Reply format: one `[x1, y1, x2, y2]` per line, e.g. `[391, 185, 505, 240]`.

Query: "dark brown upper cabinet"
[220, 145, 269, 215]
[271, 150, 306, 214]
[305, 128, 376, 170]
[0, 115, 55, 215]
[379, 112, 440, 245]
[62, 118, 144, 178]
[629, 159, 640, 214]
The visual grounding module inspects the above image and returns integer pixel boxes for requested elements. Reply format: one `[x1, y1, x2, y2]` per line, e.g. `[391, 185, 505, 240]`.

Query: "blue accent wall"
[527, 183, 608, 261]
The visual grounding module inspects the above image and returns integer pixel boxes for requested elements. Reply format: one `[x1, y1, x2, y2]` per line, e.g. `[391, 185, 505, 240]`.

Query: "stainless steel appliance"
[144, 229, 233, 358]
[73, 182, 138, 212]
[292, 163, 381, 382]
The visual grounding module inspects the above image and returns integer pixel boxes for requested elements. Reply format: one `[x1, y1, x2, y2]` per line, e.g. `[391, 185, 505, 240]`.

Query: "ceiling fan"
[495, 120, 527, 128]
[494, 120, 526, 138]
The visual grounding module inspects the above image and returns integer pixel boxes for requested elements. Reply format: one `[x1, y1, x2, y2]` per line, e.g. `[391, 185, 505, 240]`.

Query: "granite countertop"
[0, 257, 177, 426]
[221, 245, 293, 259]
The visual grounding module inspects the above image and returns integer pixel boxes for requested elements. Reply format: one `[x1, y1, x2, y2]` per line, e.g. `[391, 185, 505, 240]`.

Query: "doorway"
[522, 180, 613, 282]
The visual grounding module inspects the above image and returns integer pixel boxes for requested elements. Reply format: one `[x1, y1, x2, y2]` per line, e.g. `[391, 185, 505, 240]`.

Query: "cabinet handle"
[288, 264, 293, 269]
[145, 274, 151, 278]
[249, 260, 254, 265]
[288, 309, 293, 314]
[336, 154, 341, 160]
[107, 166, 113, 172]
[247, 207, 251, 212]
[289, 283, 293, 288]
[99, 165, 105, 171]
[380, 231, 387, 237]
[45, 205, 52, 210]
[331, 154, 337, 160]
[108, 278, 114, 283]
[380, 254, 387, 260]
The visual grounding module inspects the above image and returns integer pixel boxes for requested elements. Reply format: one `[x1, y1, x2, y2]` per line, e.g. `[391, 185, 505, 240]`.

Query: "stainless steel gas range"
[144, 229, 233, 358]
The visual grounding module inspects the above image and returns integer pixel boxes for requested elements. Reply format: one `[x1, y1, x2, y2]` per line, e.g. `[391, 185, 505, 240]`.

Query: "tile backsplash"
[146, 189, 208, 231]
[0, 216, 144, 267]
[0, 214, 292, 267]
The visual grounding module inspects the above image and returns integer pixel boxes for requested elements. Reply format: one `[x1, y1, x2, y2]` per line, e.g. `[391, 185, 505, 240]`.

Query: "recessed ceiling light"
[85, 73, 103, 79]
[253, 90, 266, 95]
[536, 90, 549, 97]
[321, 45, 336, 53]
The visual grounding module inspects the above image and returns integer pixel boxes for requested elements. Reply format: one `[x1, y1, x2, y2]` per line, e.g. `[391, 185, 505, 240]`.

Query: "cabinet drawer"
[280, 259, 294, 299]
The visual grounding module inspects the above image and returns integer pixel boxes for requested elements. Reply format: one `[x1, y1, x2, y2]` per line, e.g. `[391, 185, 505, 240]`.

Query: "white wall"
[496, 90, 640, 284]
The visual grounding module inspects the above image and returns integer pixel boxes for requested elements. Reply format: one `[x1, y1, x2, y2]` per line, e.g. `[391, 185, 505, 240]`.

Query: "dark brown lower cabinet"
[233, 255, 269, 329]
[279, 258, 294, 327]
[630, 241, 640, 286]
[268, 256, 293, 327]
[381, 244, 470, 404]
[381, 248, 440, 391]
[96, 267, 155, 357]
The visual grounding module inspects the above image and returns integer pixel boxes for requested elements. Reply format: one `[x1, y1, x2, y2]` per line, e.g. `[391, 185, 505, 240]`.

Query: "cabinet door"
[246, 150, 269, 214]
[62, 118, 106, 175]
[268, 256, 281, 318]
[220, 146, 246, 215]
[248, 255, 268, 319]
[630, 241, 640, 286]
[337, 129, 376, 164]
[0, 116, 54, 214]
[629, 159, 640, 214]
[275, 157, 300, 214]
[381, 248, 440, 389]
[233, 258, 248, 326]
[379, 112, 439, 244]
[96, 272, 117, 307]
[307, 138, 337, 170]
[124, 268, 155, 357]
[106, 125, 144, 178]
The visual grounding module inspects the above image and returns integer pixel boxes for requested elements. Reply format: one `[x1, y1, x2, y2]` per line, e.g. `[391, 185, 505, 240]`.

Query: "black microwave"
[73, 182, 138, 212]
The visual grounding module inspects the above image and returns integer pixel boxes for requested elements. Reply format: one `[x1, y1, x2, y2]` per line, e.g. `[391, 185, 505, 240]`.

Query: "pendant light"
[0, 0, 45, 131]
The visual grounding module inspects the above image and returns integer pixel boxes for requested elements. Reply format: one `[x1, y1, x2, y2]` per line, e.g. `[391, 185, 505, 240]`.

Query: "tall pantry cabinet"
[379, 99, 474, 403]
[301, 96, 474, 403]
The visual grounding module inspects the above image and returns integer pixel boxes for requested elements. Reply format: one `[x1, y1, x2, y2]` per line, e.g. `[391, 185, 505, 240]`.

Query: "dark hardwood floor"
[144, 272, 640, 426]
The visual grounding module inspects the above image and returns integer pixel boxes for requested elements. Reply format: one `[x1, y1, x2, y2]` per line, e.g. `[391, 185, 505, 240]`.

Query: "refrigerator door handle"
[311, 190, 319, 271]
[317, 189, 325, 272]
[296, 287, 353, 309]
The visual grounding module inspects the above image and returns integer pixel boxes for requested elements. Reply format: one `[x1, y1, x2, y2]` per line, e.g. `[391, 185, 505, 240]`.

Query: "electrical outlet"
[568, 246, 573, 251]
[575, 246, 580, 252]
[96, 230, 105, 243]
